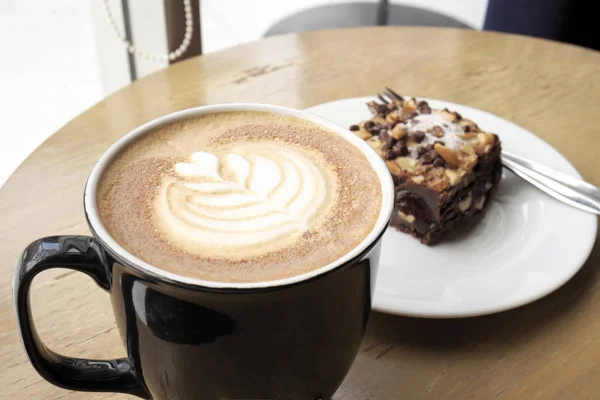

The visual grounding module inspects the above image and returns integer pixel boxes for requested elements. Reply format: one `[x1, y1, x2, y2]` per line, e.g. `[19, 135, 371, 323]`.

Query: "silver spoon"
[378, 88, 600, 215]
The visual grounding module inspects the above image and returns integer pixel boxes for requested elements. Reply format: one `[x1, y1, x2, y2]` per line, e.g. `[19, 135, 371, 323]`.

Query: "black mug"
[14, 104, 395, 399]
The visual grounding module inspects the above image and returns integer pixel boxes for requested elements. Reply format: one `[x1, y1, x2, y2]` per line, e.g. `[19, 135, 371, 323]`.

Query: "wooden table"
[1, 27, 599, 400]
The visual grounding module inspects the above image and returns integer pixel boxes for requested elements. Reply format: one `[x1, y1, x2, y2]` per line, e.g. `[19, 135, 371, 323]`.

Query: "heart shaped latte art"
[153, 144, 333, 255]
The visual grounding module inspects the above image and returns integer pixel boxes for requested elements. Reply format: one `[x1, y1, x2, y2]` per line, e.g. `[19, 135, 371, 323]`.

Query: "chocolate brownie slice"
[350, 95, 502, 244]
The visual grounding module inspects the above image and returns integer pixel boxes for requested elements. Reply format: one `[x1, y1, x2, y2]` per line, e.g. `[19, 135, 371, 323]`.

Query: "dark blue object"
[484, 0, 599, 50]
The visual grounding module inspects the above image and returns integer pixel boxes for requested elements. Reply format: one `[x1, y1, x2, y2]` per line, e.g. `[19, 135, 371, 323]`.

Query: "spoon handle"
[502, 151, 600, 215]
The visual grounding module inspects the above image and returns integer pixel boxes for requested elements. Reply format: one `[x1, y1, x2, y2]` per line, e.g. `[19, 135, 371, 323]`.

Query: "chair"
[265, 0, 472, 37]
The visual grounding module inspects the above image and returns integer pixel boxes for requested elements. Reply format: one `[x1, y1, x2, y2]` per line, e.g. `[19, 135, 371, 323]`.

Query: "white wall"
[0, 0, 102, 186]
[393, 0, 488, 29]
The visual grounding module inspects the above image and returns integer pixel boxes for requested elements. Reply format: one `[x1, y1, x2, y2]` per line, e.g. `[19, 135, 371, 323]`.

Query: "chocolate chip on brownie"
[412, 130, 425, 143]
[417, 101, 431, 114]
[433, 157, 446, 168]
[420, 150, 439, 165]
[432, 126, 444, 138]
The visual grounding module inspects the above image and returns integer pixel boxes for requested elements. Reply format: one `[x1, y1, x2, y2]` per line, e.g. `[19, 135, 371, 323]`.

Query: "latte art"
[97, 111, 382, 282]
[154, 143, 334, 256]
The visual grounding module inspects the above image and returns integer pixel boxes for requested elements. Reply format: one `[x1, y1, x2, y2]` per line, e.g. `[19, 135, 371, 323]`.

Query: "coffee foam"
[97, 111, 381, 282]
[155, 142, 335, 257]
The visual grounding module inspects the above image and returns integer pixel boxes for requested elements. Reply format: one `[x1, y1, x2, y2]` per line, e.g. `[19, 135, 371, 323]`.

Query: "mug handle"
[13, 235, 149, 398]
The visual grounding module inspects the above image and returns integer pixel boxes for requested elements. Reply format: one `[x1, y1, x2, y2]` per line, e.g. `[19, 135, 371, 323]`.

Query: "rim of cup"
[84, 103, 395, 289]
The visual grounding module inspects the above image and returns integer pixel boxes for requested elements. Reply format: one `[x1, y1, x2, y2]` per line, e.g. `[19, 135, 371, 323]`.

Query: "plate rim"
[304, 96, 598, 318]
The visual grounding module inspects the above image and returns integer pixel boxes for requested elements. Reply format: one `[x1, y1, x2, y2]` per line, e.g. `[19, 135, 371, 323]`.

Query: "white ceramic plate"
[305, 97, 597, 318]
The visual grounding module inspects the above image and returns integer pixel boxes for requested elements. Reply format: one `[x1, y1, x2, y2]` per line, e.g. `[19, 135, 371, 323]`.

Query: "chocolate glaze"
[391, 142, 502, 244]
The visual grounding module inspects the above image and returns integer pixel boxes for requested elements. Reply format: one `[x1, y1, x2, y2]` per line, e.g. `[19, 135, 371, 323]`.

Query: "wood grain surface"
[1, 27, 600, 400]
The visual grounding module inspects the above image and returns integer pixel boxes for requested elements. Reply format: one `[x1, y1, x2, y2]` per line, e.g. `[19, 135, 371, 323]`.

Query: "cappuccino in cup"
[97, 111, 382, 282]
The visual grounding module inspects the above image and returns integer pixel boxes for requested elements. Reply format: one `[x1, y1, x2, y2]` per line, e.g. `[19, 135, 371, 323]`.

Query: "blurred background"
[0, 0, 595, 187]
